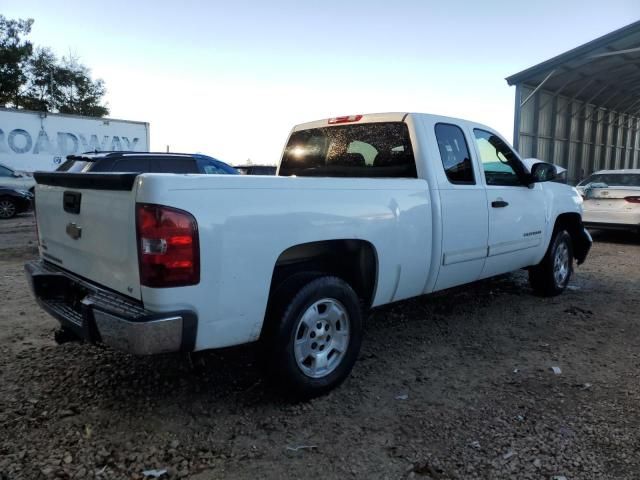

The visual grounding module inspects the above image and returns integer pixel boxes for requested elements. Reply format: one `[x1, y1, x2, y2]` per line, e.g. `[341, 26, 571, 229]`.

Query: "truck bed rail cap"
[33, 172, 139, 191]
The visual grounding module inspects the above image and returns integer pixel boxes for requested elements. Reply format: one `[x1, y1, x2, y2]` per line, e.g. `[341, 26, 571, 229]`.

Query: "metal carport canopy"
[506, 20, 640, 183]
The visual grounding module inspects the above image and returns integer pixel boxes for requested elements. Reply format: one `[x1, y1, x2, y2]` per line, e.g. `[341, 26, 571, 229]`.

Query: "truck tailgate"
[33, 172, 142, 300]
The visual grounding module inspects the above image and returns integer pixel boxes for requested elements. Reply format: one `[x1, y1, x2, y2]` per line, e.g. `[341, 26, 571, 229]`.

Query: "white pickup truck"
[26, 113, 592, 397]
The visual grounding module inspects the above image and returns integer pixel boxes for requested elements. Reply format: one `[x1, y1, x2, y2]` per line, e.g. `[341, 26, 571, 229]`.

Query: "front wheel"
[0, 197, 17, 219]
[264, 276, 363, 398]
[529, 229, 573, 296]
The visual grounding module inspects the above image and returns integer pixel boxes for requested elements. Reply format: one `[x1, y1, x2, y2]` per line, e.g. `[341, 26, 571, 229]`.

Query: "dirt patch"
[1, 216, 639, 479]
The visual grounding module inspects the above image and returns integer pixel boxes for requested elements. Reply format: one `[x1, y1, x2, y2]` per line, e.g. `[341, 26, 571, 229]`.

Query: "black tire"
[263, 275, 363, 399]
[0, 196, 17, 219]
[529, 229, 573, 297]
[54, 328, 81, 345]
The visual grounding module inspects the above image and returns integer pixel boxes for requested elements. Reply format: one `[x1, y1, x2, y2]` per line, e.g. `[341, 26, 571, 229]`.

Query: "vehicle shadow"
[34, 271, 532, 412]
[589, 228, 640, 245]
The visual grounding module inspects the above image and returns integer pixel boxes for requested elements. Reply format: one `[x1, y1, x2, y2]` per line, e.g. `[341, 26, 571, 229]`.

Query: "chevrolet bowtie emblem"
[66, 222, 82, 240]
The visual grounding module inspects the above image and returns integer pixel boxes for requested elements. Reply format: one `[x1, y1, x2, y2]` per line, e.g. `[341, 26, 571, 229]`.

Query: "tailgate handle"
[63, 191, 82, 214]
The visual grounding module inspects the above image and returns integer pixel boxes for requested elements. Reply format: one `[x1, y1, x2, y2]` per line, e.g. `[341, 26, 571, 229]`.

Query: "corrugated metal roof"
[506, 21, 640, 114]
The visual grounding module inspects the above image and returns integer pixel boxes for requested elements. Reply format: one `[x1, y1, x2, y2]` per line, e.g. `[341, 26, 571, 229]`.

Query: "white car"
[25, 112, 592, 397]
[0, 162, 36, 191]
[576, 169, 640, 233]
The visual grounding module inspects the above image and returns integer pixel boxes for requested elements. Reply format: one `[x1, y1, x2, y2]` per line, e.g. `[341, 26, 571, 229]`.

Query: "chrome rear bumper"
[24, 260, 197, 355]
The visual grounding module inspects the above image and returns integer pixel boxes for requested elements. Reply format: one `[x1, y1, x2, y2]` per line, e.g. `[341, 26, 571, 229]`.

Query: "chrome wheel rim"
[553, 241, 570, 286]
[293, 298, 350, 379]
[0, 200, 16, 219]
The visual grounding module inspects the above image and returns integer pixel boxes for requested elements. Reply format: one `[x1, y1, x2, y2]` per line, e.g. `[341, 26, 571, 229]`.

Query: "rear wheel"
[0, 197, 17, 219]
[529, 229, 573, 296]
[264, 276, 363, 398]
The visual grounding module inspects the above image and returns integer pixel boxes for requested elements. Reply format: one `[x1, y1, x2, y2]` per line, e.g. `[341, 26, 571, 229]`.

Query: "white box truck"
[0, 107, 149, 172]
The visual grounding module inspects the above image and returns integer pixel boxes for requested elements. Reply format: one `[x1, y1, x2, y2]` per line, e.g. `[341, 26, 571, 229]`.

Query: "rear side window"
[87, 159, 115, 172]
[111, 158, 150, 172]
[149, 157, 198, 173]
[434, 123, 475, 184]
[279, 122, 417, 178]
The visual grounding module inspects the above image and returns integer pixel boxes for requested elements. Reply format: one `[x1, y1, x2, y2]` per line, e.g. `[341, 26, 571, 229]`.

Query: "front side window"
[0, 165, 13, 177]
[473, 129, 525, 187]
[203, 164, 224, 174]
[279, 122, 417, 178]
[435, 123, 474, 184]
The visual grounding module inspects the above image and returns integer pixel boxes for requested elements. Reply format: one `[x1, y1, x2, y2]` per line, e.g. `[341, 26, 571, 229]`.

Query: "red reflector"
[136, 203, 200, 288]
[624, 196, 640, 204]
[328, 115, 363, 124]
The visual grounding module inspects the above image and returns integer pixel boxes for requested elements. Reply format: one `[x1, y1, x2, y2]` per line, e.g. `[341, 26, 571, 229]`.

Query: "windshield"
[279, 122, 417, 178]
[578, 173, 640, 187]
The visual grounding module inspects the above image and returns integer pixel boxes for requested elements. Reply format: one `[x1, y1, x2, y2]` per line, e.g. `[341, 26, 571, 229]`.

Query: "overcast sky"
[3, 1, 639, 165]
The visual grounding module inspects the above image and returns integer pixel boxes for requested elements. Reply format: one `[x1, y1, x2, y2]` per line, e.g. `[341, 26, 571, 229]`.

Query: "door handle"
[491, 200, 509, 208]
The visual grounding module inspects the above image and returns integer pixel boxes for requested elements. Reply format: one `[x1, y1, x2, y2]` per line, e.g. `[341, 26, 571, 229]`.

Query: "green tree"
[0, 15, 33, 106]
[54, 55, 109, 117]
[0, 15, 109, 117]
[19, 47, 57, 111]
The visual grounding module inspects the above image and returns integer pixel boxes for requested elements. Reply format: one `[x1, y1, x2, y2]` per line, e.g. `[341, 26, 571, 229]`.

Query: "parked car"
[26, 112, 591, 397]
[0, 162, 36, 191]
[56, 152, 239, 175]
[0, 187, 33, 219]
[576, 169, 640, 232]
[234, 165, 277, 175]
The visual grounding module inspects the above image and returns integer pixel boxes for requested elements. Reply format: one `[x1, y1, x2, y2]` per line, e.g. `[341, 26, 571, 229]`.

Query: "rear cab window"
[279, 122, 417, 178]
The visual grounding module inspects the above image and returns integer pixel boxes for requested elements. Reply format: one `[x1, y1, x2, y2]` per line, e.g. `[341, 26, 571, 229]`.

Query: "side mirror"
[12, 172, 22, 178]
[530, 162, 556, 182]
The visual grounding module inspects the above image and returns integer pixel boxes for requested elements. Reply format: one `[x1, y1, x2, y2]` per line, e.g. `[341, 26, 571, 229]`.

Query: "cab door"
[430, 122, 489, 291]
[471, 128, 547, 279]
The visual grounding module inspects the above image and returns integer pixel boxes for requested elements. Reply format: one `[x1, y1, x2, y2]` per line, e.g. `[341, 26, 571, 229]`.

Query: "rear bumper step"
[24, 260, 197, 355]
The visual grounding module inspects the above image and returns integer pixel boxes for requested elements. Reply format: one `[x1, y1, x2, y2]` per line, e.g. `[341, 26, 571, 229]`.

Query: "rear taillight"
[136, 203, 200, 287]
[624, 196, 640, 204]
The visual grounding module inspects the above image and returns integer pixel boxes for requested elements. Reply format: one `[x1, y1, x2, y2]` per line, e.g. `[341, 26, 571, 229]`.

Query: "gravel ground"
[1, 213, 639, 480]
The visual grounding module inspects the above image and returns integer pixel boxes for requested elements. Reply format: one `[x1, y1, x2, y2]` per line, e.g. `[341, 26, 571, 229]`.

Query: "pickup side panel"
[134, 174, 432, 351]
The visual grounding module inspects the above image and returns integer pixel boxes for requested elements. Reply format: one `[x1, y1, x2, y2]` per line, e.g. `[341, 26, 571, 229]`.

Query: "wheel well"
[553, 212, 590, 263]
[269, 240, 378, 308]
[554, 212, 581, 233]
